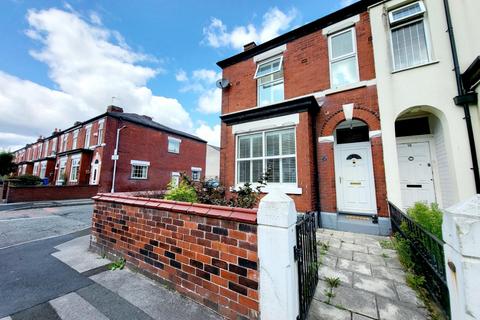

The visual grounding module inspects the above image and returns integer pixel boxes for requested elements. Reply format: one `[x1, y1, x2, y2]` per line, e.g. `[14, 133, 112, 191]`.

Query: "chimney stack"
[107, 105, 124, 113]
[243, 42, 257, 52]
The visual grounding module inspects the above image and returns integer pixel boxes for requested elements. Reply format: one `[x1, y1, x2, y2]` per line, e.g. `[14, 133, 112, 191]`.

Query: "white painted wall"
[369, 0, 476, 208]
[205, 145, 220, 180]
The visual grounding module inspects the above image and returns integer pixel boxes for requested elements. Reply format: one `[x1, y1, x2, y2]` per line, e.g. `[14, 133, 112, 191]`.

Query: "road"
[0, 205, 93, 248]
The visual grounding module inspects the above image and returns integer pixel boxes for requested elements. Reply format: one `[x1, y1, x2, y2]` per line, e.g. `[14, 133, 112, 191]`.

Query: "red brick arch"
[320, 107, 380, 137]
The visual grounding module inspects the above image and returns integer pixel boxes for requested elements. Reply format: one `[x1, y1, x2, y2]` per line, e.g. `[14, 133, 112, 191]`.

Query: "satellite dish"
[216, 78, 230, 89]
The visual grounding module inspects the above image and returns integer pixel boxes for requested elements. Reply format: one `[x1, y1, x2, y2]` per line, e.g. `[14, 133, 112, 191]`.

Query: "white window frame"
[33, 162, 39, 176]
[255, 56, 284, 106]
[328, 27, 359, 88]
[44, 140, 49, 158]
[85, 125, 92, 148]
[97, 120, 105, 145]
[72, 130, 79, 149]
[56, 157, 67, 185]
[171, 172, 180, 188]
[235, 127, 298, 188]
[388, 1, 432, 71]
[168, 137, 181, 153]
[61, 134, 68, 152]
[51, 138, 57, 156]
[39, 161, 47, 179]
[69, 155, 81, 182]
[130, 160, 150, 179]
[191, 167, 202, 181]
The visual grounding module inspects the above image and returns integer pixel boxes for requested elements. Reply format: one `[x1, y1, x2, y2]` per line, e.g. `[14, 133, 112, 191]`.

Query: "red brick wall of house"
[5, 185, 98, 203]
[219, 12, 387, 216]
[91, 194, 259, 320]
[97, 118, 207, 193]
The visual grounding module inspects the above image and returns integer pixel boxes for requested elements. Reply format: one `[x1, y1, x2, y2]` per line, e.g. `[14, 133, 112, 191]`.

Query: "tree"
[0, 152, 17, 176]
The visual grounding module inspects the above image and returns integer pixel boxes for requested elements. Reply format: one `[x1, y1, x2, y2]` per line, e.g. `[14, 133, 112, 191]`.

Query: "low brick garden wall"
[91, 193, 259, 320]
[5, 184, 99, 203]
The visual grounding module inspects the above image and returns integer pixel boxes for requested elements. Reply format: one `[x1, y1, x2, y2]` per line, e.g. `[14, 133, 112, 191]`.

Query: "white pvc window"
[236, 128, 296, 185]
[69, 156, 81, 182]
[51, 138, 57, 155]
[329, 28, 359, 88]
[168, 137, 181, 153]
[130, 160, 150, 179]
[40, 161, 47, 179]
[255, 56, 284, 106]
[85, 125, 92, 148]
[191, 167, 202, 181]
[44, 140, 49, 158]
[57, 157, 67, 185]
[33, 162, 39, 176]
[72, 130, 79, 149]
[171, 172, 180, 188]
[389, 1, 430, 71]
[97, 120, 104, 145]
[61, 134, 68, 152]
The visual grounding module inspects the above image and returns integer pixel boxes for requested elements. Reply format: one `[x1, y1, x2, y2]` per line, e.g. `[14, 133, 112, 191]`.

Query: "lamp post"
[110, 125, 126, 193]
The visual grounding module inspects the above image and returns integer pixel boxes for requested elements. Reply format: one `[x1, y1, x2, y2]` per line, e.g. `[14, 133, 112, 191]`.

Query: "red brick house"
[218, 0, 389, 234]
[13, 105, 207, 194]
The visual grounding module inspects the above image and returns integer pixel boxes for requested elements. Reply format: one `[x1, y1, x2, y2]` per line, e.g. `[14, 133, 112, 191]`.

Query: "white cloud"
[177, 68, 222, 114]
[340, 0, 358, 7]
[0, 8, 194, 150]
[195, 124, 221, 147]
[203, 7, 298, 50]
[175, 69, 188, 82]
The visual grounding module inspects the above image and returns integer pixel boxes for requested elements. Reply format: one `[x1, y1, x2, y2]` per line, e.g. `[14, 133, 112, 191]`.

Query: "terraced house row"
[13, 105, 207, 193]
[217, 0, 480, 235]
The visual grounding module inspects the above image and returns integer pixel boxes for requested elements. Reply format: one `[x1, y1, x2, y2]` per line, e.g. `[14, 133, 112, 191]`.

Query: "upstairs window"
[329, 28, 359, 88]
[61, 134, 68, 152]
[389, 1, 430, 71]
[130, 160, 149, 179]
[51, 138, 57, 155]
[85, 125, 92, 147]
[168, 137, 181, 153]
[97, 120, 104, 145]
[254, 56, 284, 106]
[72, 130, 79, 149]
[44, 140, 49, 157]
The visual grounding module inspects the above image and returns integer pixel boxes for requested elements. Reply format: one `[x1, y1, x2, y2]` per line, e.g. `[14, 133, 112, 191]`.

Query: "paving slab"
[377, 296, 427, 320]
[49, 292, 110, 320]
[367, 247, 397, 257]
[307, 301, 351, 320]
[318, 265, 353, 286]
[385, 257, 403, 269]
[395, 284, 422, 306]
[320, 254, 337, 268]
[353, 252, 387, 266]
[337, 258, 372, 276]
[353, 314, 376, 320]
[353, 273, 397, 300]
[341, 242, 369, 253]
[52, 235, 110, 273]
[371, 265, 406, 284]
[330, 285, 378, 319]
[326, 247, 354, 260]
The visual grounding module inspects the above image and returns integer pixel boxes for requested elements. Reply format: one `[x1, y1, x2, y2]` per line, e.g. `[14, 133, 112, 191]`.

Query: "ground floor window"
[33, 162, 39, 176]
[57, 158, 67, 185]
[69, 156, 81, 182]
[130, 160, 150, 179]
[39, 161, 47, 179]
[191, 167, 202, 181]
[171, 172, 180, 187]
[236, 127, 297, 185]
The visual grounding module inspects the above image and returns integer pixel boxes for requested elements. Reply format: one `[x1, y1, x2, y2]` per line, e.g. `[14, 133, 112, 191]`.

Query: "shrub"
[165, 180, 198, 203]
[407, 202, 443, 239]
[9, 174, 42, 186]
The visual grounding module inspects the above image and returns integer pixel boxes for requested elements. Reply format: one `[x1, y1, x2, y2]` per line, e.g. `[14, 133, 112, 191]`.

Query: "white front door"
[90, 160, 100, 185]
[397, 141, 436, 210]
[335, 142, 377, 215]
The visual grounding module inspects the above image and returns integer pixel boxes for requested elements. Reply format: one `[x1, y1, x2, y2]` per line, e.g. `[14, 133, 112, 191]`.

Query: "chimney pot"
[243, 42, 257, 51]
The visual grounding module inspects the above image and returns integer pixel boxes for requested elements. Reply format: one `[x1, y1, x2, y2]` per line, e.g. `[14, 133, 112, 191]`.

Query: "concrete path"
[1, 232, 222, 320]
[308, 229, 428, 320]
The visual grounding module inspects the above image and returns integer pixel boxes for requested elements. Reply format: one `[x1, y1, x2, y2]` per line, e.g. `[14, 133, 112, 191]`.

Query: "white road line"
[0, 227, 90, 250]
[50, 292, 109, 320]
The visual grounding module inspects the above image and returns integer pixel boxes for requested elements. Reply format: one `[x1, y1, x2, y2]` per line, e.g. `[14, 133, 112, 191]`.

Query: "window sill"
[130, 177, 148, 180]
[233, 184, 302, 195]
[391, 60, 440, 74]
[168, 151, 180, 154]
[324, 81, 368, 96]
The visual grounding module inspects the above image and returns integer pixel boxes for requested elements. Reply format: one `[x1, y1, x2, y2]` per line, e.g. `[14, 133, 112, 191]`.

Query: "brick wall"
[91, 194, 259, 319]
[5, 184, 98, 203]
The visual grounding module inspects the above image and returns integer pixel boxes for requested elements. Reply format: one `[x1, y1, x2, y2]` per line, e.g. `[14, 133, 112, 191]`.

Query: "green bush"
[165, 180, 198, 203]
[407, 202, 443, 239]
[9, 174, 43, 186]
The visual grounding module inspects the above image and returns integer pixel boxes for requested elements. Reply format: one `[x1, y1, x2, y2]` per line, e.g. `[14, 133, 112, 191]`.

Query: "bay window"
[389, 1, 430, 71]
[236, 128, 296, 185]
[254, 56, 284, 106]
[329, 27, 359, 88]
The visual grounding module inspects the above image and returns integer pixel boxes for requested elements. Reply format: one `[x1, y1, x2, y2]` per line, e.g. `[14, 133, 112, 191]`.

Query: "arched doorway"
[394, 107, 452, 209]
[334, 120, 377, 215]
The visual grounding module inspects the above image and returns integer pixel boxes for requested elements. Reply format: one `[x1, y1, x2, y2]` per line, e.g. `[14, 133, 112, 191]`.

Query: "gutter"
[442, 0, 480, 193]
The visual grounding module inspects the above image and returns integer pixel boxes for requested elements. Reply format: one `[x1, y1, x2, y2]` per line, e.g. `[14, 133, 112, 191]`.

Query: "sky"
[0, 0, 357, 151]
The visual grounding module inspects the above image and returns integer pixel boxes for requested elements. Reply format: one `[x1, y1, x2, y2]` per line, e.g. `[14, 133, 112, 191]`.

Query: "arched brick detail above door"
[320, 107, 381, 136]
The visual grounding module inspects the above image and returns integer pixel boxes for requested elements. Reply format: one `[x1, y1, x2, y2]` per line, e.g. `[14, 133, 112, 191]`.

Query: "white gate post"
[257, 189, 299, 320]
[442, 195, 480, 320]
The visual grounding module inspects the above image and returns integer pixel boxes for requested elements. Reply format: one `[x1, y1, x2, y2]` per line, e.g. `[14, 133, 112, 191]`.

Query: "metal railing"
[295, 212, 319, 320]
[388, 201, 450, 318]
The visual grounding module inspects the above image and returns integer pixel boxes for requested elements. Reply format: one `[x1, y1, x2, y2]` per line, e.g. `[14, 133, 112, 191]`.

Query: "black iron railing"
[388, 201, 450, 318]
[295, 212, 319, 320]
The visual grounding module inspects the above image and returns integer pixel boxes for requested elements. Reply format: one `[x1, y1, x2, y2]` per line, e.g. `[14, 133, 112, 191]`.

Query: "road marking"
[0, 227, 90, 250]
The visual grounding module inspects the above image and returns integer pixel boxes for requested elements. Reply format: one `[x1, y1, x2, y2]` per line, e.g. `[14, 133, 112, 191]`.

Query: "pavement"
[0, 205, 223, 320]
[308, 229, 428, 320]
[0, 199, 93, 212]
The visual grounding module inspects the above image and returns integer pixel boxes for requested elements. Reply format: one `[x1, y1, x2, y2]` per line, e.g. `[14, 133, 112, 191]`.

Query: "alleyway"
[308, 229, 427, 320]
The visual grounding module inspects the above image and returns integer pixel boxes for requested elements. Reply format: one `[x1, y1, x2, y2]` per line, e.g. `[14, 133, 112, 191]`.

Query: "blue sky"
[0, 0, 354, 150]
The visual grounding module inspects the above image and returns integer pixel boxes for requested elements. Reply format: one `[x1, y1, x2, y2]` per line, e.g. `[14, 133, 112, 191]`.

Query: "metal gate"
[295, 212, 319, 320]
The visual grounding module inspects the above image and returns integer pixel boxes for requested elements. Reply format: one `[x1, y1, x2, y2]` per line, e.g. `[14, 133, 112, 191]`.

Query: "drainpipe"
[110, 125, 126, 193]
[442, 0, 480, 193]
[310, 106, 322, 227]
